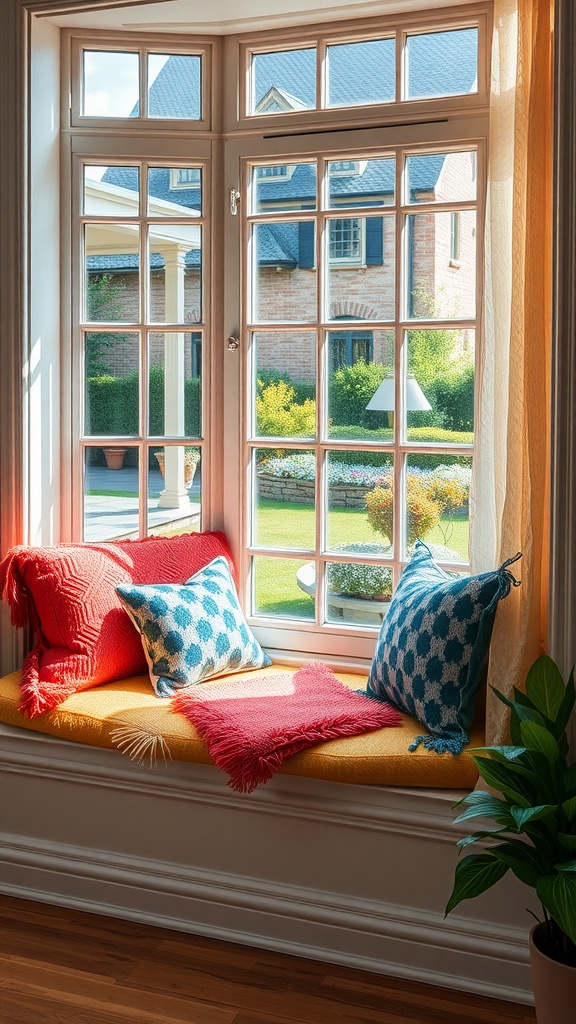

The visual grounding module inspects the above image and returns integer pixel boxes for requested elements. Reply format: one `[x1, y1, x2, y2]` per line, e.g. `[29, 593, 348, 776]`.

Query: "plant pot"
[154, 450, 199, 489]
[530, 924, 576, 1024]
[103, 447, 127, 470]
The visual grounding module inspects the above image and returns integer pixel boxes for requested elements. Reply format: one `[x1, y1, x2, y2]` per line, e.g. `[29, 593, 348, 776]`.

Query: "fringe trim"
[0, 548, 31, 628]
[110, 725, 172, 768]
[408, 734, 468, 755]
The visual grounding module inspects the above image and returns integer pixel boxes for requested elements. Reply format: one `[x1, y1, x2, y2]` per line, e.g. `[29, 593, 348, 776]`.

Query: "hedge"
[86, 367, 201, 465]
[328, 425, 473, 469]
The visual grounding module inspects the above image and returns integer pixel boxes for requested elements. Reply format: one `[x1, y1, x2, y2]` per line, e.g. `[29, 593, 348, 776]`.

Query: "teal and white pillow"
[365, 542, 521, 754]
[116, 556, 271, 697]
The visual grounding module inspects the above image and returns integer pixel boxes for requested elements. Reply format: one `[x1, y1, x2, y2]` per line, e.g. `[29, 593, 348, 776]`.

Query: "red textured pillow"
[0, 532, 235, 718]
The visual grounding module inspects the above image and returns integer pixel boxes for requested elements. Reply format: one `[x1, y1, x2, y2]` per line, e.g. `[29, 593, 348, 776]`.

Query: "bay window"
[60, 9, 489, 665]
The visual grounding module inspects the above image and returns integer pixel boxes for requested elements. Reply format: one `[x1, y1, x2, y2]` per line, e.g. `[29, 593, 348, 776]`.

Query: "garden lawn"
[253, 498, 469, 617]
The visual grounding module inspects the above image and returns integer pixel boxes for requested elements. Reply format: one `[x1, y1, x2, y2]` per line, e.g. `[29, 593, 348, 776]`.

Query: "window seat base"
[0, 666, 481, 788]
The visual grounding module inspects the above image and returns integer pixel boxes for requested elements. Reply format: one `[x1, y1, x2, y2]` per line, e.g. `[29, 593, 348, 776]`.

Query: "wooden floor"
[0, 895, 536, 1024]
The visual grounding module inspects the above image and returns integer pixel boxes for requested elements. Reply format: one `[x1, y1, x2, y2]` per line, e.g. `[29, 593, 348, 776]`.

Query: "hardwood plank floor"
[0, 896, 536, 1024]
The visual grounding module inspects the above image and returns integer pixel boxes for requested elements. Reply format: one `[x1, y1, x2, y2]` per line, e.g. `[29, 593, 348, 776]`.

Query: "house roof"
[93, 33, 476, 272]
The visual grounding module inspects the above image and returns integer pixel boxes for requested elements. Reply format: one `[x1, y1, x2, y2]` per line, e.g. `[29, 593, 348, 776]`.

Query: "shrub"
[329, 360, 390, 428]
[433, 360, 474, 432]
[365, 477, 442, 544]
[255, 379, 316, 437]
[256, 369, 315, 406]
[327, 544, 392, 600]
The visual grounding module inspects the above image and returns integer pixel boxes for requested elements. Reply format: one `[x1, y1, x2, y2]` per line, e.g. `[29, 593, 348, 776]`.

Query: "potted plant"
[154, 447, 200, 489]
[445, 654, 576, 1023]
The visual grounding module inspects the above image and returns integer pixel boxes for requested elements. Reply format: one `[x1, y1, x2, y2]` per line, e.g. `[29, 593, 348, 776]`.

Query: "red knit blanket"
[172, 663, 401, 793]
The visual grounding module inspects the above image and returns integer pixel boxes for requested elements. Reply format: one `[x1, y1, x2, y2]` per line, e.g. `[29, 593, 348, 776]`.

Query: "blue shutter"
[365, 217, 383, 265]
[298, 222, 315, 268]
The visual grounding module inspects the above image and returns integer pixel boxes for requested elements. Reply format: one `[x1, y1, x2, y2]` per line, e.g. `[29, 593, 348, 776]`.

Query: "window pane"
[84, 447, 140, 541]
[252, 221, 317, 323]
[148, 54, 201, 119]
[324, 559, 391, 627]
[406, 211, 476, 320]
[405, 28, 478, 100]
[148, 167, 202, 217]
[326, 450, 394, 553]
[406, 328, 475, 441]
[327, 38, 395, 107]
[405, 151, 476, 204]
[149, 332, 201, 438]
[328, 157, 395, 209]
[406, 454, 471, 563]
[254, 448, 316, 549]
[251, 162, 316, 215]
[148, 445, 202, 536]
[84, 165, 139, 216]
[327, 215, 394, 320]
[149, 224, 202, 323]
[84, 332, 139, 435]
[253, 556, 315, 619]
[253, 332, 316, 439]
[251, 48, 316, 114]
[85, 226, 139, 322]
[82, 51, 139, 118]
[327, 331, 395, 441]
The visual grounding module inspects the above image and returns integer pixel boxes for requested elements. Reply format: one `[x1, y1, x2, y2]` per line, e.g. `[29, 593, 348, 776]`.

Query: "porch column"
[157, 244, 190, 510]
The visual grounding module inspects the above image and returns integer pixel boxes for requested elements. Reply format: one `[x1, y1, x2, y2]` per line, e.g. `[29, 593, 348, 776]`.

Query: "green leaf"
[510, 804, 557, 830]
[468, 745, 527, 761]
[558, 833, 576, 852]
[491, 842, 544, 888]
[554, 859, 576, 873]
[513, 687, 540, 711]
[457, 829, 508, 851]
[445, 854, 509, 916]
[562, 795, 576, 821]
[492, 687, 546, 727]
[470, 757, 533, 807]
[519, 720, 560, 761]
[452, 795, 515, 828]
[526, 655, 566, 721]
[537, 874, 576, 945]
[555, 667, 576, 734]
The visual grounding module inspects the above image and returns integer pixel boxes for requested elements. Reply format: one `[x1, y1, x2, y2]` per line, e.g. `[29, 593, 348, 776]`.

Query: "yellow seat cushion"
[0, 666, 481, 788]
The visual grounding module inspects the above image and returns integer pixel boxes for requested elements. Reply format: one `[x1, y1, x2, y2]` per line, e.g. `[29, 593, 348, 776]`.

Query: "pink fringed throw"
[172, 663, 401, 793]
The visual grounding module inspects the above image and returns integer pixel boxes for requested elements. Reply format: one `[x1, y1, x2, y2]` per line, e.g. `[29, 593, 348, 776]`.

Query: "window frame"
[62, 10, 487, 663]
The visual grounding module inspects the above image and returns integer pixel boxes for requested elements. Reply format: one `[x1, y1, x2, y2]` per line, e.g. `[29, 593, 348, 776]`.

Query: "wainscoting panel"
[0, 722, 533, 1004]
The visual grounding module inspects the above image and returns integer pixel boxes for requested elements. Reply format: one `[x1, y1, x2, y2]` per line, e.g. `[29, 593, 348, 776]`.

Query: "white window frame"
[60, 9, 488, 665]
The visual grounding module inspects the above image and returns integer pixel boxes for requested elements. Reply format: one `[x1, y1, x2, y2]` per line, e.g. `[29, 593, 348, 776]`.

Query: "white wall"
[28, 17, 61, 546]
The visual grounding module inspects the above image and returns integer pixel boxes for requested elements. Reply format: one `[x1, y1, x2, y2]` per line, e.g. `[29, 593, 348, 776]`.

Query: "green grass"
[253, 498, 469, 616]
[87, 489, 138, 498]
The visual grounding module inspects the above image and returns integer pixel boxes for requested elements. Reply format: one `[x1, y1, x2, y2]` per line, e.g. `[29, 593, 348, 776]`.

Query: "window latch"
[229, 188, 241, 216]
[227, 335, 240, 351]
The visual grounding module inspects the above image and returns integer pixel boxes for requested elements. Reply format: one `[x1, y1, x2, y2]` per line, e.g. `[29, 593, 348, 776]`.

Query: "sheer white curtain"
[471, 0, 553, 743]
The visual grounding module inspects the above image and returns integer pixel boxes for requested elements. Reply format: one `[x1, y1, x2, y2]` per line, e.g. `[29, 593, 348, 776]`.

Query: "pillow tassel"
[409, 734, 468, 755]
[0, 548, 30, 628]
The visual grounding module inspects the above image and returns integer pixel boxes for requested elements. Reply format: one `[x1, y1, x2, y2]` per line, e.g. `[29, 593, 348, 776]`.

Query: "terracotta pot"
[103, 447, 127, 470]
[154, 451, 199, 489]
[529, 924, 576, 1024]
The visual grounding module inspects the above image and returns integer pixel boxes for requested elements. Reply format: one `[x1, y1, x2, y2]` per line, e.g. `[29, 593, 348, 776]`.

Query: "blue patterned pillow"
[365, 542, 521, 754]
[116, 556, 271, 697]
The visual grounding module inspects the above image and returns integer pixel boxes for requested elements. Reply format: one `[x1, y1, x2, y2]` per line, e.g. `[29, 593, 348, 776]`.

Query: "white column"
[158, 245, 190, 510]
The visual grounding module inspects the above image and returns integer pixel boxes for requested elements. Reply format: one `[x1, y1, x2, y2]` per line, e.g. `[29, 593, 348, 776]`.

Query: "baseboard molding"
[0, 723, 533, 1005]
[0, 831, 532, 1005]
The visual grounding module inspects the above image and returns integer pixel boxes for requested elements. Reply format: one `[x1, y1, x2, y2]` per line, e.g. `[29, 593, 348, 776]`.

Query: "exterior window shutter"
[365, 217, 383, 265]
[298, 221, 315, 268]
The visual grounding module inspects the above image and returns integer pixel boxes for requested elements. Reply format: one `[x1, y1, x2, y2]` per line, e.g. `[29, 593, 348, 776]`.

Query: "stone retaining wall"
[257, 473, 371, 508]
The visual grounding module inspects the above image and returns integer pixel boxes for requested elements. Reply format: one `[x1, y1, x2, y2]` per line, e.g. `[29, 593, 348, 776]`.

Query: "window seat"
[0, 665, 480, 788]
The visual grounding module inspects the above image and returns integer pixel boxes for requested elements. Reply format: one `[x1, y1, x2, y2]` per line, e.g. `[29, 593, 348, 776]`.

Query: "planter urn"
[529, 924, 576, 1024]
[103, 447, 127, 470]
